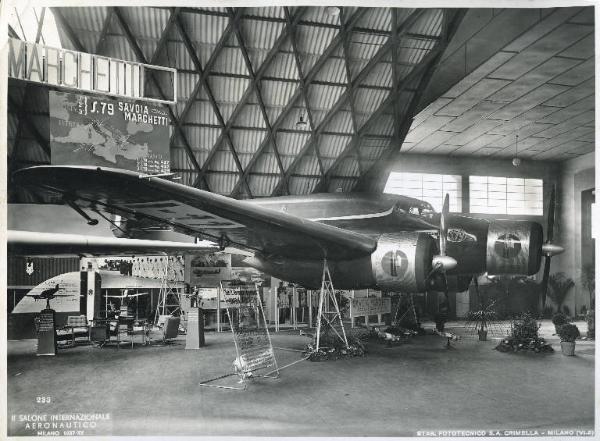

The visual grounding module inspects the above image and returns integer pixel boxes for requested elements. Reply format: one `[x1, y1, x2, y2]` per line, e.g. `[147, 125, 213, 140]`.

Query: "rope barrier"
[262, 355, 309, 377]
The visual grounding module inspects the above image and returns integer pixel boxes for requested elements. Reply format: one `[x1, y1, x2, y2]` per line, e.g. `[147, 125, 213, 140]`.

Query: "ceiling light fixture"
[512, 134, 521, 167]
[296, 111, 308, 128]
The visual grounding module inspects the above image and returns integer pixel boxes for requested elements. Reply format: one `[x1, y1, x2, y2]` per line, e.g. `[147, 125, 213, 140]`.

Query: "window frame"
[469, 175, 544, 216]
[383, 171, 463, 213]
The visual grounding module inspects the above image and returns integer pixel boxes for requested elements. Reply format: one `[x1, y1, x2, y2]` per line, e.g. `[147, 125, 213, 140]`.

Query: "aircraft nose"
[541, 243, 565, 257]
[432, 255, 457, 271]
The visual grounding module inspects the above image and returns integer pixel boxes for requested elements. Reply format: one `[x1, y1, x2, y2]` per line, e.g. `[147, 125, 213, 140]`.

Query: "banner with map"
[49, 90, 170, 174]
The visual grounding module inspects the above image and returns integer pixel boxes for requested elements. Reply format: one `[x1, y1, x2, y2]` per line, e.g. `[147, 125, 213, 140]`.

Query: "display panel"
[49, 90, 170, 174]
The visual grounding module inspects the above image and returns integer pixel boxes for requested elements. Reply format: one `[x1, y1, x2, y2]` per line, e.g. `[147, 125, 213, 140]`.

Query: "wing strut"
[64, 198, 99, 226]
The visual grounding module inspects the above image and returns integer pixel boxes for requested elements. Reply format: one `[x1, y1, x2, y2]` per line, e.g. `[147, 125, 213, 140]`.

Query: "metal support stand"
[315, 259, 349, 351]
[154, 256, 182, 326]
[199, 284, 279, 390]
[393, 293, 418, 327]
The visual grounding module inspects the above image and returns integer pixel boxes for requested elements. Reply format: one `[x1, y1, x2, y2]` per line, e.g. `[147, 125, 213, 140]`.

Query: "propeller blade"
[442, 272, 450, 302]
[440, 193, 449, 256]
[473, 275, 482, 305]
[547, 185, 556, 243]
[540, 257, 552, 311]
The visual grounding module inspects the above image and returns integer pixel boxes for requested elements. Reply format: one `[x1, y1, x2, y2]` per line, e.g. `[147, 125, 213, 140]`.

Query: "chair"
[90, 319, 119, 348]
[58, 315, 90, 347]
[160, 316, 180, 345]
[122, 319, 150, 348]
[117, 315, 135, 348]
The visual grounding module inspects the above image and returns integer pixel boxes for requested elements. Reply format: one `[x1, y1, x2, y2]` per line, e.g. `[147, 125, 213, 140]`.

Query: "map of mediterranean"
[49, 91, 170, 174]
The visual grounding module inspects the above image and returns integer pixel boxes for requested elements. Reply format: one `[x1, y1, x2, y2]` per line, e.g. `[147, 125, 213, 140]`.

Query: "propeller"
[539, 185, 565, 312]
[430, 194, 458, 275]
[427, 194, 457, 296]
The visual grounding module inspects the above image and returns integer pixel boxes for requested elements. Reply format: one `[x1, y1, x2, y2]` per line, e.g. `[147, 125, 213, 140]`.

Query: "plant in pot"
[465, 300, 498, 341]
[551, 312, 568, 334]
[495, 312, 553, 353]
[557, 323, 580, 356]
[581, 264, 595, 339]
[547, 273, 574, 316]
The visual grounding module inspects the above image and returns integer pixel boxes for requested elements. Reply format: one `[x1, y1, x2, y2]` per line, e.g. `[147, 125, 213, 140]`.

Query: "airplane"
[105, 292, 150, 299]
[12, 165, 564, 311]
[27, 284, 73, 309]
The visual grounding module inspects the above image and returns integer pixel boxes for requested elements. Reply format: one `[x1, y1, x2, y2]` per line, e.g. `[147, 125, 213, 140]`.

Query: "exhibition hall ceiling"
[7, 6, 595, 200]
[403, 8, 594, 161]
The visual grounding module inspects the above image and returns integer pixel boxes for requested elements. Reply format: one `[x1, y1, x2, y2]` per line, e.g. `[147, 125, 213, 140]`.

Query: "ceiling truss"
[8, 6, 463, 200]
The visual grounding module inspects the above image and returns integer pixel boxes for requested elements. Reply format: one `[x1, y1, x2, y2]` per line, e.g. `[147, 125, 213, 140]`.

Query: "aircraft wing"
[8, 230, 217, 256]
[28, 294, 72, 297]
[13, 166, 378, 261]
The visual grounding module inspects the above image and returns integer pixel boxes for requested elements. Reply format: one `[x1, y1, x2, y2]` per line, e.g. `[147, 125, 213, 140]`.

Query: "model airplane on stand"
[12, 165, 564, 311]
[27, 284, 74, 309]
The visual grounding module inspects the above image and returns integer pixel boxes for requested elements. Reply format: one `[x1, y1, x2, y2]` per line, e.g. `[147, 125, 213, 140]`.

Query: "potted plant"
[547, 273, 574, 315]
[551, 312, 568, 333]
[557, 323, 580, 356]
[581, 264, 595, 339]
[494, 313, 553, 353]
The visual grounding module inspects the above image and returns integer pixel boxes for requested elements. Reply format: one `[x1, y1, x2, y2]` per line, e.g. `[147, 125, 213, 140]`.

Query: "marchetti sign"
[8, 38, 176, 104]
[49, 91, 170, 174]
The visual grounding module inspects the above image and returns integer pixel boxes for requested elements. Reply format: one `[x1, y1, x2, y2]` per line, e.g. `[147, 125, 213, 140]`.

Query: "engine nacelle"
[371, 232, 435, 292]
[486, 220, 543, 275]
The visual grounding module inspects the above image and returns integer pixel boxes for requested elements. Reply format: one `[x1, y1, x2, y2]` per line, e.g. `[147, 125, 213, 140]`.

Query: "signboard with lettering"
[185, 308, 205, 349]
[186, 253, 231, 287]
[350, 297, 391, 317]
[224, 287, 277, 376]
[8, 38, 176, 104]
[37, 309, 56, 356]
[49, 91, 170, 174]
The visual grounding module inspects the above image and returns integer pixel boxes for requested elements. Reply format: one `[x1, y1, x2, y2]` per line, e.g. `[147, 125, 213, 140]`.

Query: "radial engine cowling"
[486, 220, 543, 275]
[371, 232, 435, 292]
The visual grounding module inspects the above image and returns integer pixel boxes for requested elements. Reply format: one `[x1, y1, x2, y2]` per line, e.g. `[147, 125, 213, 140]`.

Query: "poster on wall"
[49, 90, 170, 173]
[230, 267, 271, 287]
[12, 271, 82, 314]
[350, 297, 391, 317]
[185, 253, 231, 287]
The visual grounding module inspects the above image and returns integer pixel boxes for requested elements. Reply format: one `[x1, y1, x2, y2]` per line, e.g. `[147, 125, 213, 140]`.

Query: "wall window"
[384, 172, 462, 212]
[469, 176, 543, 215]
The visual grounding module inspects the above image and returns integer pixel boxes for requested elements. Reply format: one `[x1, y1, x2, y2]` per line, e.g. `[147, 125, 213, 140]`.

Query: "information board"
[223, 283, 277, 376]
[185, 308, 205, 350]
[186, 253, 231, 287]
[37, 309, 56, 356]
[350, 297, 391, 317]
[49, 91, 170, 174]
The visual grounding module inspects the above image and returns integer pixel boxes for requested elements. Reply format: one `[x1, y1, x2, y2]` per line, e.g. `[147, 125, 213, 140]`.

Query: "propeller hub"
[542, 243, 565, 257]
[432, 255, 457, 271]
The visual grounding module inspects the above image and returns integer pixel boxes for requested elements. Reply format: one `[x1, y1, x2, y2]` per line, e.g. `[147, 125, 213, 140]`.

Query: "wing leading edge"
[13, 166, 377, 261]
[8, 230, 216, 256]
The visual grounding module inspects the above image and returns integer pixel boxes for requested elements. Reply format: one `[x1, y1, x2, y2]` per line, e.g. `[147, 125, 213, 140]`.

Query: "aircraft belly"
[245, 255, 376, 290]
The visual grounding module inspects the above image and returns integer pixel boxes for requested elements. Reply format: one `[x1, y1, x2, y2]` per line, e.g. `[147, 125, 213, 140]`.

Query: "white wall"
[554, 151, 595, 315]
